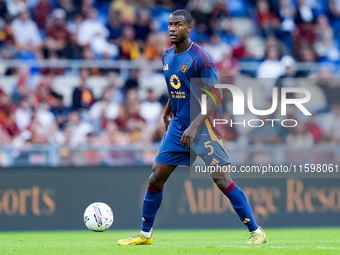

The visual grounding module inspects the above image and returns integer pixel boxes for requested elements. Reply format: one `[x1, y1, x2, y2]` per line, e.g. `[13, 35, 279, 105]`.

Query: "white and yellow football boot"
[247, 226, 267, 244]
[117, 232, 153, 246]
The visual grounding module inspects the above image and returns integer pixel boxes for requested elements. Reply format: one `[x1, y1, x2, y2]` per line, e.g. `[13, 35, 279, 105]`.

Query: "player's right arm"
[163, 98, 172, 131]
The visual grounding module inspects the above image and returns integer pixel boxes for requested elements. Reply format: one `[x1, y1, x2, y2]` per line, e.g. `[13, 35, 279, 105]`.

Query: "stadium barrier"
[0, 145, 339, 167]
[0, 59, 336, 73]
[0, 166, 339, 231]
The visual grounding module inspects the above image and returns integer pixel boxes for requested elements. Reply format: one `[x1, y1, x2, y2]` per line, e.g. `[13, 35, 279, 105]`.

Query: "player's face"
[168, 15, 192, 44]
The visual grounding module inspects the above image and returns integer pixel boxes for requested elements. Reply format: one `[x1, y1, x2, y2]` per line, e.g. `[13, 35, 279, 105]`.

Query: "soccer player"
[117, 9, 267, 245]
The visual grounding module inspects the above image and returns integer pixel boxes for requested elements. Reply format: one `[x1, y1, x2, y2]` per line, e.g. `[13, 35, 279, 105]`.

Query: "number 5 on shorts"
[204, 141, 214, 155]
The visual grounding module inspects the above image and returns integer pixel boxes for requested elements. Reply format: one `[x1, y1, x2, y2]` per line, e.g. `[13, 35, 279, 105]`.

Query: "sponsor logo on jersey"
[170, 74, 181, 89]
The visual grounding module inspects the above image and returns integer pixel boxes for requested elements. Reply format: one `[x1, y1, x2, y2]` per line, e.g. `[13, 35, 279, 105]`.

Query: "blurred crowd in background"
[0, 0, 340, 154]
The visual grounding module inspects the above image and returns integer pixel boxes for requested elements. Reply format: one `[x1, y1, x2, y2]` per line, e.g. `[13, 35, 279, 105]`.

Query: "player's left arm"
[180, 87, 222, 148]
[180, 52, 221, 148]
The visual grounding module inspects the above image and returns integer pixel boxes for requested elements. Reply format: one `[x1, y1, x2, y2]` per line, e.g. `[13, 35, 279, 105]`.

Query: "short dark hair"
[171, 9, 193, 25]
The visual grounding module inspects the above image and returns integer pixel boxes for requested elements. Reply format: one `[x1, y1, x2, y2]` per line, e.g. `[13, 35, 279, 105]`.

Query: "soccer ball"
[84, 202, 114, 232]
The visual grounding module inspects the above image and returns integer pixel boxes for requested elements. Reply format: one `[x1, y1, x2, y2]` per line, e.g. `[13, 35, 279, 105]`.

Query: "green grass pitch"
[0, 228, 339, 255]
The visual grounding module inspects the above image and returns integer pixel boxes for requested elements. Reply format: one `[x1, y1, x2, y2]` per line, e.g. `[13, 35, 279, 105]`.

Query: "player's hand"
[180, 124, 198, 149]
[163, 114, 171, 131]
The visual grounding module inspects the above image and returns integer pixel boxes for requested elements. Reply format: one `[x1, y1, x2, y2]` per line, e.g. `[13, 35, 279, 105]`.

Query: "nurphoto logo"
[201, 84, 312, 128]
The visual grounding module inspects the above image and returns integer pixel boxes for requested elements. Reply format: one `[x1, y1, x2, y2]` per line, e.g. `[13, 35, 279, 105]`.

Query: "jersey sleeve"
[162, 52, 166, 65]
[162, 47, 173, 65]
[196, 52, 220, 89]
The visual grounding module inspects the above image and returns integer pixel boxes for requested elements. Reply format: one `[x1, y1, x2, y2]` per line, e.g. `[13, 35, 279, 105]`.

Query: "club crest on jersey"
[170, 74, 181, 89]
[181, 64, 188, 73]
